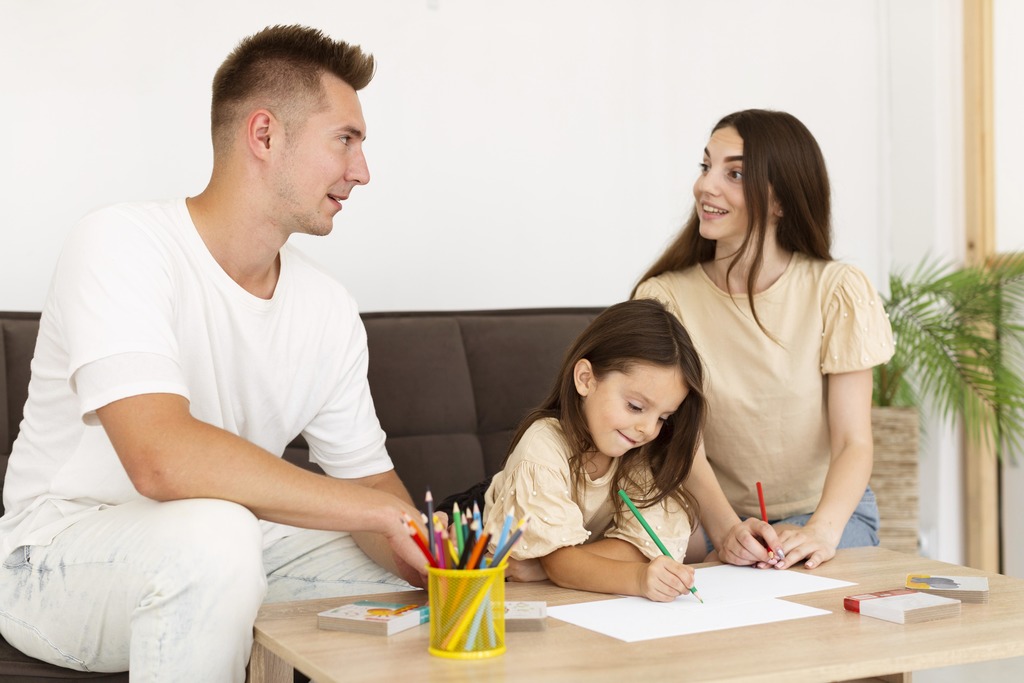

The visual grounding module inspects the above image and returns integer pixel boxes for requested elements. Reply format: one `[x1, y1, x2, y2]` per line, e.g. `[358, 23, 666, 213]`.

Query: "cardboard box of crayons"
[905, 573, 990, 603]
[504, 601, 547, 631]
[317, 600, 430, 636]
[843, 588, 961, 624]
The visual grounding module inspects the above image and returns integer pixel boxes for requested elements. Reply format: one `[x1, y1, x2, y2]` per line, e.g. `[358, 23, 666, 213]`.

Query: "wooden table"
[248, 547, 1024, 683]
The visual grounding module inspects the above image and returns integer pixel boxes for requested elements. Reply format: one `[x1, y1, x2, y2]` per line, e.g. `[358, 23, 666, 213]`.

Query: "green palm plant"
[873, 252, 1024, 461]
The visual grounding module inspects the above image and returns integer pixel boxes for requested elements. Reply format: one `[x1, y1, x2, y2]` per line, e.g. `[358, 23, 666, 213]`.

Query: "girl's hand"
[505, 557, 549, 582]
[773, 522, 839, 570]
[639, 556, 695, 602]
[715, 519, 783, 569]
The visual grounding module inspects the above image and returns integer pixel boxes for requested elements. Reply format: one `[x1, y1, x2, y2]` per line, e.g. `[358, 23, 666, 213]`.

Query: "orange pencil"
[402, 512, 430, 549]
[465, 531, 490, 570]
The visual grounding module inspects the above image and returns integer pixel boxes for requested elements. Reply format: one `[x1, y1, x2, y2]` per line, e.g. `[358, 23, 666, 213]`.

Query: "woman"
[633, 109, 894, 570]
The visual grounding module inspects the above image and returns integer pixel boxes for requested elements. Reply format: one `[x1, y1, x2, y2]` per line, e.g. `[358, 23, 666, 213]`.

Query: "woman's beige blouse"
[635, 253, 894, 519]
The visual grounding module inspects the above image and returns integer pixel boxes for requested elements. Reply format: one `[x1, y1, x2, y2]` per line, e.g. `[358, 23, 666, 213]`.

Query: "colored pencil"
[457, 521, 478, 569]
[465, 532, 490, 571]
[755, 481, 785, 561]
[441, 571, 501, 650]
[490, 515, 530, 567]
[446, 535, 460, 567]
[406, 520, 438, 568]
[434, 520, 447, 568]
[472, 501, 483, 542]
[402, 512, 430, 549]
[453, 502, 464, 556]
[756, 481, 768, 523]
[425, 489, 436, 558]
[617, 489, 703, 603]
[488, 508, 515, 567]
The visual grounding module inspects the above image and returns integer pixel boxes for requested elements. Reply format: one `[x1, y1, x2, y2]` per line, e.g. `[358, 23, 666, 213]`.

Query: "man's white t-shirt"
[0, 199, 393, 559]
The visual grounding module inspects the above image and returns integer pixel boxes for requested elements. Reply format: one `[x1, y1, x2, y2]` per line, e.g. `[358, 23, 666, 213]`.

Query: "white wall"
[0, 0, 969, 562]
[1, 0, 890, 312]
[994, 0, 1024, 579]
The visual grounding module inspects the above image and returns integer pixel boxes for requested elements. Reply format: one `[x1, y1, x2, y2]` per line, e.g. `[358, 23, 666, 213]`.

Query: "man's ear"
[247, 109, 276, 158]
[573, 359, 594, 397]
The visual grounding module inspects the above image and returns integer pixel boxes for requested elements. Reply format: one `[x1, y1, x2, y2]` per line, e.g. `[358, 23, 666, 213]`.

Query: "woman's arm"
[688, 443, 781, 566]
[538, 538, 695, 602]
[774, 368, 874, 569]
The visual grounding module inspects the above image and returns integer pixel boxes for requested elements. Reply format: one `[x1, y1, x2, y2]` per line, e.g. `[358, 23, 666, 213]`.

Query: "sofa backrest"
[1, 308, 602, 515]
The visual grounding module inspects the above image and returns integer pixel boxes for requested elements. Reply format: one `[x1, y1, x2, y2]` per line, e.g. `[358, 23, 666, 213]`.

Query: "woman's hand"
[714, 518, 783, 569]
[638, 556, 695, 602]
[773, 521, 839, 569]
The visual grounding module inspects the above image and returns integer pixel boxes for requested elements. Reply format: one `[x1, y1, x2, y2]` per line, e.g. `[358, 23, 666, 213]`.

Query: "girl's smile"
[574, 360, 688, 462]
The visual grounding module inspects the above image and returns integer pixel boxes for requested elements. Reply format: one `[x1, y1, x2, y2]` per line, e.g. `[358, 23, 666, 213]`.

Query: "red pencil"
[756, 481, 768, 523]
[755, 481, 784, 561]
[406, 520, 439, 568]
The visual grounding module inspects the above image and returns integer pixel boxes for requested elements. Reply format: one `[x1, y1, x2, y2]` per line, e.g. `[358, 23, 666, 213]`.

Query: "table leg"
[246, 639, 294, 683]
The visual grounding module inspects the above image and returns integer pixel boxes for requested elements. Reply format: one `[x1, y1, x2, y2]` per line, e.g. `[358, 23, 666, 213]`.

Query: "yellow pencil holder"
[427, 564, 506, 659]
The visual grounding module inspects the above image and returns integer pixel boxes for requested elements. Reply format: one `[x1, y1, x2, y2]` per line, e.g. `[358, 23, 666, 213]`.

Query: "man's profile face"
[271, 73, 370, 237]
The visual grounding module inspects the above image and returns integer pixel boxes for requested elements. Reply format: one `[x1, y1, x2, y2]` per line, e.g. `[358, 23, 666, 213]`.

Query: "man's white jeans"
[0, 498, 414, 681]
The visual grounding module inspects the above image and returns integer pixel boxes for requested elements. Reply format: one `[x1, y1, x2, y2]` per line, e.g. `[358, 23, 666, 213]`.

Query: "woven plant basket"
[870, 406, 920, 555]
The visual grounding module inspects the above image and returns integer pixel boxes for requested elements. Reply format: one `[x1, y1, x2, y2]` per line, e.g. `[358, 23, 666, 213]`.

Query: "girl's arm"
[774, 369, 874, 569]
[687, 443, 781, 566]
[538, 538, 695, 602]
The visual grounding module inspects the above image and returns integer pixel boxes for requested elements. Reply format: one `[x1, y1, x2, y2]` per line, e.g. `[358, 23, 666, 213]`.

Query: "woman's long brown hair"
[632, 109, 834, 336]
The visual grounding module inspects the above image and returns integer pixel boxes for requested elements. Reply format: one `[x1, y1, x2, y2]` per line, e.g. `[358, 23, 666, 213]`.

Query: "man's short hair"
[210, 24, 375, 149]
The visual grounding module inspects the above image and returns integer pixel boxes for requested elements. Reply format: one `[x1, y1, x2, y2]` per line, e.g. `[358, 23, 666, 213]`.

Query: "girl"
[481, 298, 706, 602]
[633, 109, 894, 571]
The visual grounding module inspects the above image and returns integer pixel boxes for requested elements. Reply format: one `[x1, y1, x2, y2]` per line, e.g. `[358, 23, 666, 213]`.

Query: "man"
[0, 25, 429, 680]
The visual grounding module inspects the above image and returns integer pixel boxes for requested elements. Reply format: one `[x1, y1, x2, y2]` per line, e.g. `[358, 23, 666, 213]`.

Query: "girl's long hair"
[505, 299, 706, 525]
[631, 109, 833, 336]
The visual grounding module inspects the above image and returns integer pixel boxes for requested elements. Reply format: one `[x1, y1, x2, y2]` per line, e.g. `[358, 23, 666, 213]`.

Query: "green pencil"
[618, 489, 704, 603]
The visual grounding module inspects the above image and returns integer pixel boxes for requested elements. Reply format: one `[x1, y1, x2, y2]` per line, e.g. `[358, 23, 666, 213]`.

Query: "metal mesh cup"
[427, 564, 506, 659]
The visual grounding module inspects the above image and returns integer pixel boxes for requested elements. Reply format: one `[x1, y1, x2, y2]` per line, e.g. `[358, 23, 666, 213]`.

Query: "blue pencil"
[490, 514, 530, 566]
[488, 509, 515, 567]
[472, 501, 483, 544]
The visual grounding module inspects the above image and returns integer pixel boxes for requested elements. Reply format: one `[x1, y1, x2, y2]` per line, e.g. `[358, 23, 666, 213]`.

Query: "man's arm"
[349, 470, 430, 585]
[96, 392, 430, 584]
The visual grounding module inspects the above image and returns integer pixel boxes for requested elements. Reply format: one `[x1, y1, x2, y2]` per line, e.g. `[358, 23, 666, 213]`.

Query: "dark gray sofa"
[0, 307, 602, 681]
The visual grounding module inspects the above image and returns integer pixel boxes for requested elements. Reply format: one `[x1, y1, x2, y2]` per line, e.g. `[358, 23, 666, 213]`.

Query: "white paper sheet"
[547, 565, 856, 642]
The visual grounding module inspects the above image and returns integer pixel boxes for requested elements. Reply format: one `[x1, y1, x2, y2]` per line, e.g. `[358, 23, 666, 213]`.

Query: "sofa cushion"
[2, 313, 42, 518]
[0, 635, 127, 682]
[458, 311, 600, 474]
[363, 315, 477, 437]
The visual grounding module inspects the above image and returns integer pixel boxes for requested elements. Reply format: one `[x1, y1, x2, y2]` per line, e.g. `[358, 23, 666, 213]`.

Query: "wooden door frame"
[962, 0, 1000, 571]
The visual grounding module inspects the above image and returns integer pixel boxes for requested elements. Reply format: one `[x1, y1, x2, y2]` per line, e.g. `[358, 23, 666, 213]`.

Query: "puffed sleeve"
[604, 478, 691, 562]
[820, 265, 895, 374]
[484, 421, 591, 559]
[633, 277, 683, 319]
